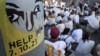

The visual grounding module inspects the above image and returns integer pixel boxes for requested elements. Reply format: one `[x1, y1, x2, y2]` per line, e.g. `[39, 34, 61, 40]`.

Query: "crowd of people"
[44, 1, 100, 56]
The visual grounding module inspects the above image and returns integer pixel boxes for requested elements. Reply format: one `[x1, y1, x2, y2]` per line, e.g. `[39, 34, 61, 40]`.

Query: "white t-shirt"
[64, 21, 73, 31]
[60, 35, 75, 50]
[56, 23, 65, 33]
[84, 10, 89, 16]
[64, 11, 70, 17]
[95, 2, 99, 8]
[45, 9, 49, 17]
[45, 40, 66, 56]
[63, 16, 68, 22]
[71, 29, 83, 43]
[84, 12, 99, 29]
[52, 7, 61, 17]
[73, 14, 80, 24]
[61, 10, 64, 15]
[69, 14, 75, 20]
[76, 6, 81, 14]
[84, 3, 88, 7]
[56, 16, 63, 23]
[47, 17, 56, 25]
[75, 40, 95, 56]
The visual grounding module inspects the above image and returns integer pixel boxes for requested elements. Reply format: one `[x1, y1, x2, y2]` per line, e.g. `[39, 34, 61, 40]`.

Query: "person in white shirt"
[63, 8, 70, 22]
[84, 10, 99, 33]
[83, 2, 88, 10]
[60, 8, 64, 16]
[56, 13, 63, 23]
[63, 16, 68, 22]
[71, 24, 83, 43]
[56, 20, 65, 34]
[47, 11, 56, 25]
[69, 10, 76, 21]
[52, 7, 61, 18]
[45, 26, 66, 56]
[64, 8, 70, 17]
[64, 17, 73, 31]
[60, 28, 75, 51]
[84, 9, 89, 16]
[73, 11, 80, 24]
[76, 6, 81, 15]
[70, 31, 95, 56]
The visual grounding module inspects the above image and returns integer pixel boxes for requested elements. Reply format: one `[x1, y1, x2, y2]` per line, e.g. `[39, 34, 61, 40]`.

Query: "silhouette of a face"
[6, 0, 43, 33]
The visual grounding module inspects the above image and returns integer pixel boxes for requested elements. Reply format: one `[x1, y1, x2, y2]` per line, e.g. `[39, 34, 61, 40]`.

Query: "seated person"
[64, 17, 73, 31]
[44, 26, 66, 56]
[60, 28, 75, 51]
[84, 9, 99, 33]
[56, 20, 65, 34]
[71, 24, 83, 43]
[70, 32, 95, 56]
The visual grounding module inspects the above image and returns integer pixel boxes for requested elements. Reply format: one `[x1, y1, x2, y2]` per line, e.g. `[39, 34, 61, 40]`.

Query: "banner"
[0, 0, 44, 56]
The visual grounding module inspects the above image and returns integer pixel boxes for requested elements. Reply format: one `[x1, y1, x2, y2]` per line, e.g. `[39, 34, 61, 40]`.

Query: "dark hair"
[58, 20, 63, 24]
[51, 24, 56, 27]
[82, 31, 91, 42]
[70, 10, 75, 14]
[58, 13, 61, 16]
[64, 8, 66, 11]
[52, 10, 55, 14]
[75, 24, 81, 29]
[44, 10, 46, 19]
[68, 17, 71, 21]
[62, 28, 70, 35]
[48, 11, 52, 15]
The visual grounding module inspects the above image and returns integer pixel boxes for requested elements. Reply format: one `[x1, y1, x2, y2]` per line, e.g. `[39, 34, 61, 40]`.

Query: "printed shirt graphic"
[0, 0, 44, 56]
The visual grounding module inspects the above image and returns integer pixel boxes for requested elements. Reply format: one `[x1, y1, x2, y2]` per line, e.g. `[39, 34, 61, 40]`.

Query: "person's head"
[52, 10, 55, 14]
[48, 11, 52, 16]
[61, 8, 63, 10]
[64, 8, 66, 11]
[58, 20, 63, 24]
[82, 31, 91, 42]
[6, 0, 43, 31]
[50, 23, 56, 28]
[70, 10, 75, 14]
[48, 11, 54, 18]
[57, 13, 61, 16]
[62, 28, 70, 35]
[75, 24, 81, 29]
[68, 17, 71, 21]
[50, 27, 60, 40]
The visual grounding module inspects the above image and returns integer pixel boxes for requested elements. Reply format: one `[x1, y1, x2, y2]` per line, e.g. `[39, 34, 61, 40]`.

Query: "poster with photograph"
[0, 0, 44, 56]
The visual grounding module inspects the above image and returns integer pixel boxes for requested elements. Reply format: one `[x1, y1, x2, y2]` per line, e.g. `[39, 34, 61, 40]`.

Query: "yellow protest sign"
[0, 0, 44, 56]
